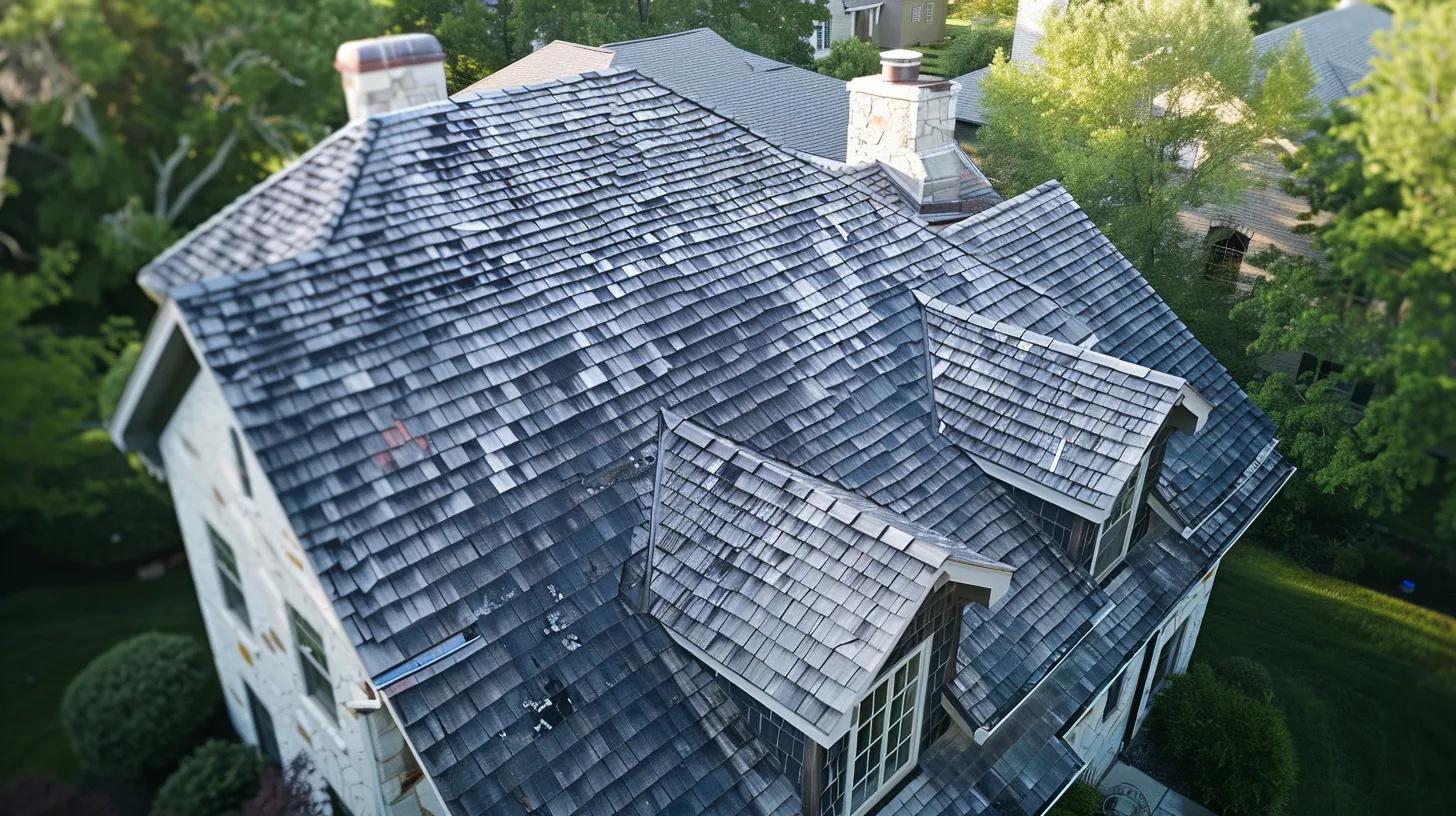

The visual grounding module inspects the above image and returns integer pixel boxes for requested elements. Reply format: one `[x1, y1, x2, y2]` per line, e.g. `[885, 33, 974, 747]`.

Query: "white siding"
[158, 371, 446, 816]
[1063, 562, 1221, 781]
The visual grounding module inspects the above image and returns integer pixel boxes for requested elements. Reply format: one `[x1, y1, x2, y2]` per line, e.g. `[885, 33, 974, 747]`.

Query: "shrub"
[150, 742, 262, 816]
[0, 778, 119, 816]
[817, 39, 881, 80]
[1330, 543, 1367, 580]
[60, 633, 219, 778]
[1150, 664, 1297, 816]
[1214, 656, 1274, 702]
[941, 21, 1013, 77]
[1046, 781, 1100, 816]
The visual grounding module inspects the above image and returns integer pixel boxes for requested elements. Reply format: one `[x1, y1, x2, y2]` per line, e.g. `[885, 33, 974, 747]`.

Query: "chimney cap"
[879, 49, 923, 82]
[335, 33, 445, 74]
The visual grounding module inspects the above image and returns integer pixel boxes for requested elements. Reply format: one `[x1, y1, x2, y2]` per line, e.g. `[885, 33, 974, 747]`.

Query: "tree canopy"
[1240, 0, 1456, 540]
[976, 0, 1316, 272]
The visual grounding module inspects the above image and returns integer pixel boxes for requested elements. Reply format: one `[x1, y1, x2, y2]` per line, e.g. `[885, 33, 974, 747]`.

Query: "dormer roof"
[919, 293, 1211, 523]
[647, 412, 1012, 745]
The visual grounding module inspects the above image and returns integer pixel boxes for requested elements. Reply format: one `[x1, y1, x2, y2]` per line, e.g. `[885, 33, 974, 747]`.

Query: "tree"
[392, 0, 509, 91]
[976, 0, 1316, 272]
[1240, 1, 1456, 540]
[60, 633, 218, 779]
[151, 742, 263, 816]
[816, 38, 881, 80]
[0, 0, 385, 311]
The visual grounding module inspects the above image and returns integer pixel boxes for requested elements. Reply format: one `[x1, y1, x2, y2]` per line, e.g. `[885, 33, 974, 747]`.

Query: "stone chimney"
[847, 50, 995, 218]
[335, 33, 448, 122]
[1011, 0, 1069, 64]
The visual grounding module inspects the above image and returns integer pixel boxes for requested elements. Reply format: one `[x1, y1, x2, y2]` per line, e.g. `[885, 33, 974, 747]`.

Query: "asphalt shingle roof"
[156, 69, 1288, 816]
[952, 2, 1392, 125]
[921, 293, 1197, 522]
[460, 29, 852, 160]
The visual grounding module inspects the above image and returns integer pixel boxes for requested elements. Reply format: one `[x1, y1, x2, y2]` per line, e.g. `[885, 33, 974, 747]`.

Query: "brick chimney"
[335, 33, 448, 122]
[847, 50, 993, 217]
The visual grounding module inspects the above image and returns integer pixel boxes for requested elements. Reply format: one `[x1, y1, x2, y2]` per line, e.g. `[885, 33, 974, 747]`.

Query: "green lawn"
[0, 568, 206, 782]
[910, 23, 969, 77]
[1195, 546, 1456, 816]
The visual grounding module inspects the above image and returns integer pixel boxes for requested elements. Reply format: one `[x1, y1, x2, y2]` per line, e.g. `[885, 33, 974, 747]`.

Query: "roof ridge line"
[603, 27, 716, 48]
[917, 291, 1186, 388]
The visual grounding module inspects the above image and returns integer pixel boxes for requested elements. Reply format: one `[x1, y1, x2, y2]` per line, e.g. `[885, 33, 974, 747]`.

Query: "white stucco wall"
[158, 369, 446, 816]
[1063, 562, 1221, 781]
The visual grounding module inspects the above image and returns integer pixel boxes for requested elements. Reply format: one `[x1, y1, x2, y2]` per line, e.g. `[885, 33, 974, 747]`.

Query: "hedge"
[60, 633, 218, 778]
[151, 741, 262, 816]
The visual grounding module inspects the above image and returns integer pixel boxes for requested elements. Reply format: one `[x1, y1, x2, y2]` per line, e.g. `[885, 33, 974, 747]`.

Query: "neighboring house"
[111, 32, 1290, 816]
[463, 29, 853, 161]
[951, 0, 1392, 279]
[809, 0, 948, 54]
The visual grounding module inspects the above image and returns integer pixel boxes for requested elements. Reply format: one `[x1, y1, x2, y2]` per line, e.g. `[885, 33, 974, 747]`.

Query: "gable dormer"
[642, 411, 1013, 816]
[917, 293, 1212, 581]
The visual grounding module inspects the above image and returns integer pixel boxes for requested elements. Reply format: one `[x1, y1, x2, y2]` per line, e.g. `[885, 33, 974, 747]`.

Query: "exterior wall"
[877, 0, 946, 49]
[1063, 562, 1222, 781]
[1011, 0, 1068, 63]
[811, 0, 857, 58]
[157, 371, 446, 816]
[1180, 144, 1323, 281]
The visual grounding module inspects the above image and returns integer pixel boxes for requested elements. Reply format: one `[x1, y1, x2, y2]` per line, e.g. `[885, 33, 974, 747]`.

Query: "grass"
[1194, 546, 1456, 816]
[909, 23, 970, 77]
[0, 568, 206, 782]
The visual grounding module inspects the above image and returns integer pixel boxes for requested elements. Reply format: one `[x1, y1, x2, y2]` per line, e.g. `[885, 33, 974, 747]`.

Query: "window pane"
[845, 644, 926, 815]
[208, 525, 249, 626]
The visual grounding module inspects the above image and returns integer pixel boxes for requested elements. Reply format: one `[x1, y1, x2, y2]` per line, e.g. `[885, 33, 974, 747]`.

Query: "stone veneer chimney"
[335, 33, 448, 122]
[846, 50, 980, 214]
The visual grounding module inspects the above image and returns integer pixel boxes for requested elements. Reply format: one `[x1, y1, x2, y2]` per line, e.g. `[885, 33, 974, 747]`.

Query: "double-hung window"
[845, 640, 929, 815]
[1092, 451, 1152, 580]
[208, 524, 250, 627]
[813, 21, 831, 52]
[289, 606, 336, 722]
[911, 5, 921, 23]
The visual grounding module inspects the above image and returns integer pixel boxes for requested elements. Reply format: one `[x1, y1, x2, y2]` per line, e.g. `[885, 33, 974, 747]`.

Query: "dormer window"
[918, 294, 1212, 581]
[642, 412, 1014, 816]
[1091, 450, 1152, 580]
[846, 640, 930, 815]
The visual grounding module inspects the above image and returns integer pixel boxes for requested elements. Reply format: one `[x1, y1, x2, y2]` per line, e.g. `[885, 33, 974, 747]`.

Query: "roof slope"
[461, 29, 851, 160]
[172, 71, 1106, 815]
[606, 30, 851, 160]
[136, 125, 370, 298]
[461, 41, 615, 92]
[921, 294, 1194, 522]
[649, 414, 1009, 743]
[951, 2, 1391, 125]
[941, 181, 1272, 530]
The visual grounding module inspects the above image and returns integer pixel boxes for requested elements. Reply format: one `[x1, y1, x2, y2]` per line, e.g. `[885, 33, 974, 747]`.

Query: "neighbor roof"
[920, 293, 1207, 522]
[463, 41, 615, 91]
[458, 28, 852, 160]
[951, 2, 1392, 125]
[648, 413, 1012, 744]
[144, 70, 1288, 816]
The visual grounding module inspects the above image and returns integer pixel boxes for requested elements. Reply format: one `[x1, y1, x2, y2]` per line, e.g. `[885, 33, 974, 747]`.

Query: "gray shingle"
[921, 293, 1195, 521]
